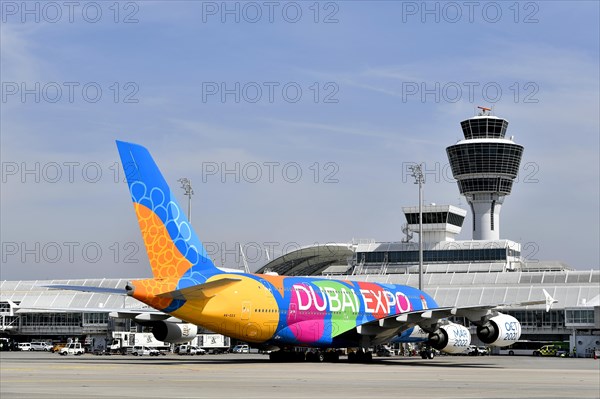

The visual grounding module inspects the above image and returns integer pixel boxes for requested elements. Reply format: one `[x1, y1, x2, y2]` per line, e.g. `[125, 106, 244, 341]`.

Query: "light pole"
[409, 164, 425, 291]
[178, 178, 194, 224]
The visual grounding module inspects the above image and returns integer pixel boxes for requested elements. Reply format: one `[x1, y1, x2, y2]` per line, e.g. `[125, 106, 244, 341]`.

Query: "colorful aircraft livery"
[116, 141, 436, 347]
[116, 141, 542, 352]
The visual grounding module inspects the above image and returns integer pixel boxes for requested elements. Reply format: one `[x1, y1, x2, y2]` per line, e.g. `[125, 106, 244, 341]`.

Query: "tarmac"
[1, 351, 599, 399]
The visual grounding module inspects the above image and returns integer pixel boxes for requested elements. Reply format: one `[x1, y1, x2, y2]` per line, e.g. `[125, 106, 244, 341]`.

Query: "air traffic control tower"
[446, 108, 524, 240]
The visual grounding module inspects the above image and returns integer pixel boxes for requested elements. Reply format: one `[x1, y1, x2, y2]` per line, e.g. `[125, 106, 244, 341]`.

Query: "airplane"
[50, 141, 558, 362]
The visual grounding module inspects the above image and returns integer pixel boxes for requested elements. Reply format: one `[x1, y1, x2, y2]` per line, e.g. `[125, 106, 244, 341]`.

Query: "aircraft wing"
[382, 288, 556, 326]
[43, 285, 128, 295]
[357, 289, 557, 343]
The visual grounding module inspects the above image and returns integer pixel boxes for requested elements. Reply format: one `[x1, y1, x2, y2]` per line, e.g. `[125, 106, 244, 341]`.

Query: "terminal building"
[1, 110, 599, 356]
[256, 110, 600, 355]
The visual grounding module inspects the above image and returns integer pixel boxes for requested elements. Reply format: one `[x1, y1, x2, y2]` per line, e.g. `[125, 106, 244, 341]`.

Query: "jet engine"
[427, 323, 471, 354]
[476, 314, 521, 346]
[151, 322, 197, 344]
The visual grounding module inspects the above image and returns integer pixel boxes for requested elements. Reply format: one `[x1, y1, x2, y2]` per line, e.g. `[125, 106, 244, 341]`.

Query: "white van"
[232, 344, 249, 353]
[17, 343, 32, 351]
[177, 345, 206, 355]
[30, 342, 53, 351]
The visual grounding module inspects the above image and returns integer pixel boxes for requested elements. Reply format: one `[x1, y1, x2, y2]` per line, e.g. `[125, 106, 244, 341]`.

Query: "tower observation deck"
[446, 108, 524, 240]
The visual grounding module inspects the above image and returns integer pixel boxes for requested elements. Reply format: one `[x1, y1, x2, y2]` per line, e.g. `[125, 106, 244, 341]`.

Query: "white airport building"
[256, 110, 600, 355]
[1, 111, 599, 356]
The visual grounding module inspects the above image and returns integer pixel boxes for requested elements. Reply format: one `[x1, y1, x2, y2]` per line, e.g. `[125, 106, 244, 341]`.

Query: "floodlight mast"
[178, 178, 194, 224]
[409, 164, 425, 291]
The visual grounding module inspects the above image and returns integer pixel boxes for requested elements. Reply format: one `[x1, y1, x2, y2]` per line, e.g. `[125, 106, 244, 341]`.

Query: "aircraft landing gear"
[420, 348, 435, 359]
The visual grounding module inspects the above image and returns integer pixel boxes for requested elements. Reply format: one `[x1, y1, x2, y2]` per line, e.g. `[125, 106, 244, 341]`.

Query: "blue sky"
[1, 1, 599, 279]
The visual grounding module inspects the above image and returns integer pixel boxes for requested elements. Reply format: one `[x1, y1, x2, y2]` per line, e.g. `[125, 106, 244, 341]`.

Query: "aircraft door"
[241, 301, 251, 320]
[288, 303, 297, 322]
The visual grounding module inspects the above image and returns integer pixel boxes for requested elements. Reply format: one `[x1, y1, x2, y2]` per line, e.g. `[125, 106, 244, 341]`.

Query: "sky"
[1, 1, 599, 280]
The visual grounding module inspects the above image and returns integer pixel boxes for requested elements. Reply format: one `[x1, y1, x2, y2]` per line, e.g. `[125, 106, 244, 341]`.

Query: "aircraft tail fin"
[543, 289, 558, 312]
[115, 141, 219, 286]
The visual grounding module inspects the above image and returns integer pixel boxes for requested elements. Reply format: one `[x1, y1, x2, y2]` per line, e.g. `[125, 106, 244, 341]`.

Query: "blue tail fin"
[116, 141, 219, 287]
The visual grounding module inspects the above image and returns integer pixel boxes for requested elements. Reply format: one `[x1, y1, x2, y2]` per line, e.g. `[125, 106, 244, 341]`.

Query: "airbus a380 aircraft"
[58, 141, 557, 361]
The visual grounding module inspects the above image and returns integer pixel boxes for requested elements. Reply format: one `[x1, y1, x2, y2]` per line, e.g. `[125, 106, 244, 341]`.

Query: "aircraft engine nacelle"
[476, 314, 521, 347]
[427, 323, 471, 354]
[151, 322, 197, 344]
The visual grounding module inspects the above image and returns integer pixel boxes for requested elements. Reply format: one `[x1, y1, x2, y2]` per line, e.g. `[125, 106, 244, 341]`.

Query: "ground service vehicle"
[197, 333, 230, 354]
[499, 341, 546, 356]
[534, 345, 558, 357]
[52, 343, 66, 353]
[59, 342, 84, 355]
[177, 345, 205, 355]
[30, 342, 53, 351]
[17, 343, 31, 351]
[232, 345, 250, 353]
[0, 338, 11, 351]
[467, 345, 489, 356]
[131, 345, 160, 356]
[52, 141, 558, 362]
[109, 332, 169, 355]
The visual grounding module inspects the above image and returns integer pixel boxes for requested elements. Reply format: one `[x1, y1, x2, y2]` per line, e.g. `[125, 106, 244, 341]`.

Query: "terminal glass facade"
[83, 313, 109, 325]
[510, 310, 565, 330]
[565, 309, 595, 325]
[20, 313, 82, 327]
[358, 248, 511, 264]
